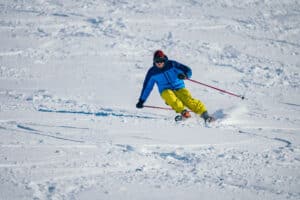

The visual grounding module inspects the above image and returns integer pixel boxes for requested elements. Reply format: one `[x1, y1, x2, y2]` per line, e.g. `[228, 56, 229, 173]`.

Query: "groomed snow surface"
[0, 0, 300, 199]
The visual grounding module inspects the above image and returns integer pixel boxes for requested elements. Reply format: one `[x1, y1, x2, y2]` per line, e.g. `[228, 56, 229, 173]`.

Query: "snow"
[0, 0, 300, 199]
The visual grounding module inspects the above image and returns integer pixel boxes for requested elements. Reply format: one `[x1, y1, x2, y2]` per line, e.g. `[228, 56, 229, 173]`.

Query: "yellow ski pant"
[161, 88, 207, 114]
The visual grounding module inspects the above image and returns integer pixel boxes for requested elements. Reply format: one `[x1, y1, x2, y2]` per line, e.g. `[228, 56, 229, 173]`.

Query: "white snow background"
[0, 0, 300, 199]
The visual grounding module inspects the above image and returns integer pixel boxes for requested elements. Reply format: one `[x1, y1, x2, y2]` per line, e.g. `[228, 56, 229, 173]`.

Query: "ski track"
[0, 0, 300, 199]
[1, 114, 299, 199]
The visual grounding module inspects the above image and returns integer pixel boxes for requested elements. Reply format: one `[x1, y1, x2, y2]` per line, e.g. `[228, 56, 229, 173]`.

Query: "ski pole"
[144, 105, 195, 114]
[143, 105, 173, 110]
[187, 78, 245, 100]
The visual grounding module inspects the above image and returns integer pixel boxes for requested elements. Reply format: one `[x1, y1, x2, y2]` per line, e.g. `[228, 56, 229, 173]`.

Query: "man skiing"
[136, 50, 214, 122]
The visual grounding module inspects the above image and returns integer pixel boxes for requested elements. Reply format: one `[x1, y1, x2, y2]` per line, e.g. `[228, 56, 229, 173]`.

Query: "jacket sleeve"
[173, 61, 192, 78]
[139, 68, 156, 102]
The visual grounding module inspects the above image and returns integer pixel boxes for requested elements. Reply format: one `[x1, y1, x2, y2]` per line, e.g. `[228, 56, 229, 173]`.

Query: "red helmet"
[153, 50, 165, 60]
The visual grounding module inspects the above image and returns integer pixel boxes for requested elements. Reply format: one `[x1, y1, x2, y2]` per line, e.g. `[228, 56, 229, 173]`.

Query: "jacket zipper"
[163, 71, 175, 90]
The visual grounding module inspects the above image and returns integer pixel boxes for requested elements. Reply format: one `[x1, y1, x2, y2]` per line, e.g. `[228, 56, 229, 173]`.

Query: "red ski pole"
[187, 78, 245, 100]
[143, 105, 173, 110]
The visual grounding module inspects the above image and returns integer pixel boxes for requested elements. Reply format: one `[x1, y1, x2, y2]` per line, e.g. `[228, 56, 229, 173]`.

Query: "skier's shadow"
[212, 109, 227, 120]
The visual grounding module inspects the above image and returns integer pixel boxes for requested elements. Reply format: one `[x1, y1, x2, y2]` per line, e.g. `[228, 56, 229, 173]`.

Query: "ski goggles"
[154, 58, 166, 63]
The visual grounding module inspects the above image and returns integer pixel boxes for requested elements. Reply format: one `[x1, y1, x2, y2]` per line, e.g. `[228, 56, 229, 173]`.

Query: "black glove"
[178, 73, 187, 80]
[136, 99, 144, 109]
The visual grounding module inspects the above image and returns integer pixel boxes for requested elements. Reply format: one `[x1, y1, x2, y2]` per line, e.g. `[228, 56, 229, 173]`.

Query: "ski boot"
[201, 111, 215, 123]
[175, 109, 191, 122]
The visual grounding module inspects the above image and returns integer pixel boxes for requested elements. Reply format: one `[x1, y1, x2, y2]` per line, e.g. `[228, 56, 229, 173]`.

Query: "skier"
[136, 50, 214, 122]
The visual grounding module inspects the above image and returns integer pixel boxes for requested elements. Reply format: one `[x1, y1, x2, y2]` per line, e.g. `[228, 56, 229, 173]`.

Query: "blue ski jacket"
[139, 59, 192, 102]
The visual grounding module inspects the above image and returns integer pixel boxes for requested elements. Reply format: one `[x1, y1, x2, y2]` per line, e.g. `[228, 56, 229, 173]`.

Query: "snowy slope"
[0, 0, 300, 199]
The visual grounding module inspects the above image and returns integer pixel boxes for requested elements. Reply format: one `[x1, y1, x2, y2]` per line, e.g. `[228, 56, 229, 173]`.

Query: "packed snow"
[0, 0, 300, 199]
